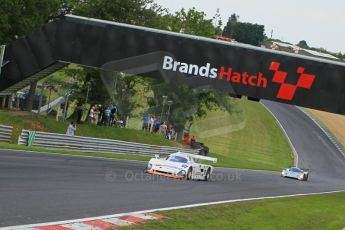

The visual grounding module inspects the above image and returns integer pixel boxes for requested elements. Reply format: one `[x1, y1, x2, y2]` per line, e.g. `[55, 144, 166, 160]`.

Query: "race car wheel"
[186, 168, 193, 180]
[303, 174, 308, 181]
[204, 168, 211, 181]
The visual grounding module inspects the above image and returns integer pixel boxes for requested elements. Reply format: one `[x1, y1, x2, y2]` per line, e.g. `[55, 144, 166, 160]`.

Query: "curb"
[0, 213, 163, 230]
[3, 190, 345, 230]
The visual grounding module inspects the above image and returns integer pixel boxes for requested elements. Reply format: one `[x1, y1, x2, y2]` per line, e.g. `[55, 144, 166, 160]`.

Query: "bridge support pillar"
[16, 95, 20, 109]
[1, 96, 6, 108]
[7, 94, 14, 109]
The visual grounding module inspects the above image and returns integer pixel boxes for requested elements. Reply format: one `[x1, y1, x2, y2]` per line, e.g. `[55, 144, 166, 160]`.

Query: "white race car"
[145, 152, 217, 181]
[281, 167, 309, 181]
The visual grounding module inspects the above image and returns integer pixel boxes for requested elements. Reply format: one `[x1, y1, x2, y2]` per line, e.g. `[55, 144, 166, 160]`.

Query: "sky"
[153, 0, 345, 54]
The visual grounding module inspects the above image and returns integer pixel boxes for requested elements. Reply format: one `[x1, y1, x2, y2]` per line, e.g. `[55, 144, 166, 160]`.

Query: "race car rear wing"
[301, 168, 310, 173]
[155, 152, 218, 163]
[186, 153, 218, 163]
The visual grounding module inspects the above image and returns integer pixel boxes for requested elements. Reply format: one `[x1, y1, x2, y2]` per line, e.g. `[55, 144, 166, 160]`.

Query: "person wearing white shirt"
[66, 122, 76, 136]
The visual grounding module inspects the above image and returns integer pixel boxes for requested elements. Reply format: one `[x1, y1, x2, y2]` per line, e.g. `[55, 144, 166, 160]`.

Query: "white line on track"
[260, 101, 299, 167]
[2, 189, 345, 230]
[1, 103, 345, 229]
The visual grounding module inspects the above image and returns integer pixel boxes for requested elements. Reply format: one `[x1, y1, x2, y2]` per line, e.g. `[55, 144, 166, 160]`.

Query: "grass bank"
[190, 99, 294, 171]
[0, 110, 180, 147]
[307, 108, 345, 151]
[0, 142, 151, 162]
[0, 98, 294, 171]
[119, 192, 345, 230]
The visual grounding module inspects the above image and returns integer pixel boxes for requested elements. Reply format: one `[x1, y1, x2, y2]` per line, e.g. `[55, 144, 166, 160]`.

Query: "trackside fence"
[0, 125, 13, 143]
[18, 129, 200, 156]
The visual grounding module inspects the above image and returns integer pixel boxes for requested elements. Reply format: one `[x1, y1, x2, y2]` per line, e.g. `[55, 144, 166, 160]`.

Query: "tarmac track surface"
[0, 101, 344, 226]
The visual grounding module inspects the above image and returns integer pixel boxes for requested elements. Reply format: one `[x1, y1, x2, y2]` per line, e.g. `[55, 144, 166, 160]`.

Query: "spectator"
[116, 118, 124, 128]
[89, 106, 95, 124]
[170, 127, 177, 140]
[190, 136, 196, 146]
[103, 106, 111, 126]
[56, 104, 63, 121]
[98, 104, 104, 125]
[94, 105, 100, 125]
[183, 133, 190, 145]
[166, 125, 175, 140]
[166, 126, 172, 140]
[110, 105, 117, 126]
[160, 122, 168, 137]
[148, 116, 155, 132]
[66, 121, 76, 136]
[142, 115, 149, 131]
[76, 101, 84, 124]
[154, 119, 161, 133]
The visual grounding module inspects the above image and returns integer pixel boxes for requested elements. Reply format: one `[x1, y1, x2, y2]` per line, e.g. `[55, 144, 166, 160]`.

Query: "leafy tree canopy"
[222, 14, 265, 46]
[0, 0, 77, 44]
[163, 8, 222, 37]
[297, 40, 309, 49]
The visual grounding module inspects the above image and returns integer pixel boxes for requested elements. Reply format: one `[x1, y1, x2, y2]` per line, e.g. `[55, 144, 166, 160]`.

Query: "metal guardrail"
[0, 125, 13, 142]
[18, 129, 200, 156]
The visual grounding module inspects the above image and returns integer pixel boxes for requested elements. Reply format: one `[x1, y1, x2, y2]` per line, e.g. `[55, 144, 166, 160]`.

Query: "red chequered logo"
[270, 62, 316, 101]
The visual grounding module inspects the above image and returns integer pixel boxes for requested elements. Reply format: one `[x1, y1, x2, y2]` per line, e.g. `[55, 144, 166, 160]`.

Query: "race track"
[1, 101, 345, 227]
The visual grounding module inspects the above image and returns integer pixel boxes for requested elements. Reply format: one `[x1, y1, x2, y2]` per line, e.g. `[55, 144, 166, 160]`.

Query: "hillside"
[0, 110, 180, 147]
[0, 97, 294, 171]
[190, 98, 294, 170]
[307, 109, 345, 150]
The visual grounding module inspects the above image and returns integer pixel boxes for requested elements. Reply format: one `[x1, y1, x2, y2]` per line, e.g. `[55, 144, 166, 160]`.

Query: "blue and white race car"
[281, 167, 309, 181]
[145, 152, 217, 181]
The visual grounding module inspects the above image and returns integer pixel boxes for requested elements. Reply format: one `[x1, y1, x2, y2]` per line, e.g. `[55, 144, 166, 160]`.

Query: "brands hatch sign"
[163, 56, 316, 101]
[2, 15, 344, 115]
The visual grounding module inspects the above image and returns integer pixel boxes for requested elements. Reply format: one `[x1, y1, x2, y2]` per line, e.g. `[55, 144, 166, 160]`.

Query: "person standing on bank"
[76, 101, 84, 124]
[66, 121, 76, 136]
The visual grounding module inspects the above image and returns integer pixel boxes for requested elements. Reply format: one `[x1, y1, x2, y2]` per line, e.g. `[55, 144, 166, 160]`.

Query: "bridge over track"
[0, 15, 344, 115]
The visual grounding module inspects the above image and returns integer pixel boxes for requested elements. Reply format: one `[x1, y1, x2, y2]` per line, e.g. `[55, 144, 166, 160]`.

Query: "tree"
[163, 8, 222, 37]
[0, 0, 78, 111]
[110, 75, 149, 126]
[222, 14, 265, 46]
[69, 0, 166, 122]
[297, 40, 309, 49]
[139, 8, 227, 134]
[0, 0, 77, 45]
[145, 81, 231, 135]
[73, 0, 165, 27]
[64, 67, 111, 107]
[222, 13, 239, 38]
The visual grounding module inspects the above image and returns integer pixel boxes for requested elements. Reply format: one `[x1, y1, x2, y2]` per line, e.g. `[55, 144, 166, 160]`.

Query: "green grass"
[0, 110, 181, 147]
[0, 97, 293, 171]
[119, 192, 345, 230]
[0, 142, 150, 161]
[190, 98, 294, 171]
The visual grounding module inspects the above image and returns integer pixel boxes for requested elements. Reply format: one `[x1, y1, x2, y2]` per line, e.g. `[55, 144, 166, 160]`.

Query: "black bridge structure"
[0, 15, 344, 115]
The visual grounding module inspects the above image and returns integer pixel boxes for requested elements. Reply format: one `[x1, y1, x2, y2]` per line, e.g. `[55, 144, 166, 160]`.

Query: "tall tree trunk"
[24, 81, 37, 112]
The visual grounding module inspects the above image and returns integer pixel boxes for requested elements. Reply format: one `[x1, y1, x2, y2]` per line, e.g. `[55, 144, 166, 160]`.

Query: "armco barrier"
[18, 129, 200, 155]
[0, 125, 13, 143]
